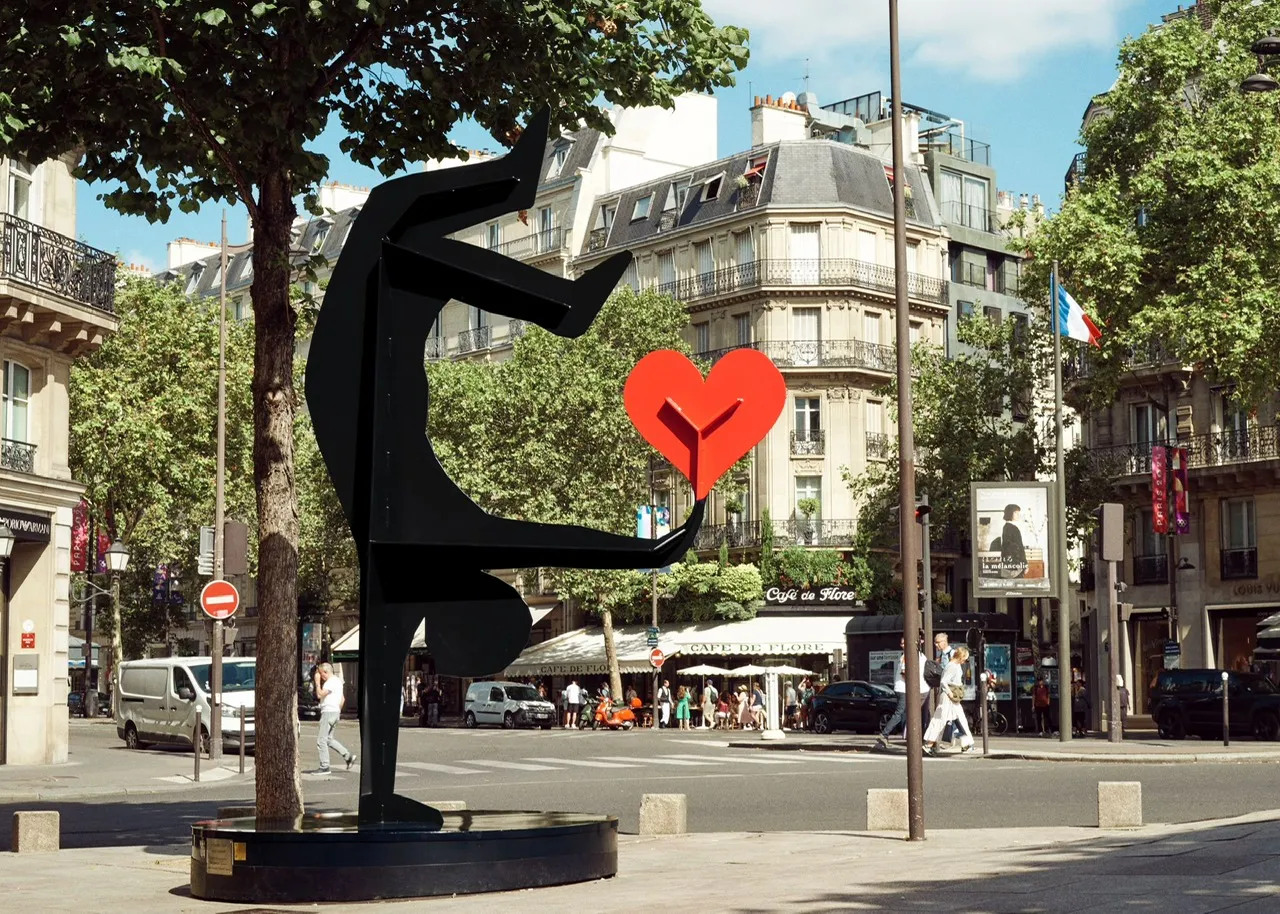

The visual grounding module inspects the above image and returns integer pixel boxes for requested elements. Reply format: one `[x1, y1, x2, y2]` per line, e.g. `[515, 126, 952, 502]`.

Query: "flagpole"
[1051, 260, 1072, 742]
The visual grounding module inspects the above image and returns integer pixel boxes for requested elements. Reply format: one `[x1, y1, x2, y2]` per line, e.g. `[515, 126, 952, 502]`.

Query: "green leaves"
[198, 9, 229, 26]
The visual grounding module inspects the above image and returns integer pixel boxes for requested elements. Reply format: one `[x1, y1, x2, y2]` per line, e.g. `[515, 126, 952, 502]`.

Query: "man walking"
[313, 662, 355, 773]
[878, 637, 928, 747]
[657, 679, 672, 728]
[564, 678, 581, 729]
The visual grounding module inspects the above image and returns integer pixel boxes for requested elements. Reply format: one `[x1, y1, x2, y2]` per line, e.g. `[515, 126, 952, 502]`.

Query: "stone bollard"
[12, 811, 60, 853]
[1098, 781, 1142, 828]
[866, 788, 909, 832]
[638, 794, 687, 836]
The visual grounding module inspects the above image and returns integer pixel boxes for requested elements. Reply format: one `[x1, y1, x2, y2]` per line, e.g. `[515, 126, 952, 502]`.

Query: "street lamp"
[0, 523, 15, 563]
[76, 538, 130, 719]
[1243, 36, 1280, 92]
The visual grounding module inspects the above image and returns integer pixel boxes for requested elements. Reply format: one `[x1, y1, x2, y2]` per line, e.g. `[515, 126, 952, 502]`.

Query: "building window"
[909, 321, 922, 345]
[694, 321, 710, 354]
[2, 360, 30, 443]
[487, 222, 502, 250]
[793, 476, 822, 540]
[538, 206, 555, 248]
[621, 259, 639, 292]
[311, 221, 331, 254]
[857, 229, 877, 265]
[983, 305, 1001, 324]
[665, 179, 692, 215]
[1132, 403, 1168, 447]
[794, 396, 821, 441]
[1133, 508, 1168, 586]
[863, 310, 881, 344]
[733, 230, 754, 267]
[702, 173, 724, 201]
[866, 399, 883, 435]
[8, 157, 33, 222]
[239, 255, 253, 283]
[469, 306, 488, 331]
[208, 260, 222, 290]
[906, 242, 919, 273]
[793, 307, 821, 366]
[185, 265, 204, 295]
[940, 169, 990, 230]
[232, 297, 246, 321]
[658, 250, 675, 288]
[549, 142, 570, 179]
[1221, 497, 1257, 580]
[789, 223, 821, 284]
[958, 301, 974, 322]
[693, 240, 714, 296]
[633, 194, 653, 221]
[735, 313, 752, 347]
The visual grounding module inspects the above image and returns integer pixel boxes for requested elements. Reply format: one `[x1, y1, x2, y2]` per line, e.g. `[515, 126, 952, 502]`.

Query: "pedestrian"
[924, 645, 974, 754]
[784, 680, 798, 730]
[423, 678, 441, 728]
[313, 662, 355, 773]
[537, 682, 548, 700]
[1033, 675, 1052, 736]
[657, 679, 672, 728]
[625, 683, 638, 706]
[799, 678, 814, 729]
[675, 685, 691, 731]
[878, 637, 929, 747]
[1116, 674, 1130, 728]
[565, 678, 582, 729]
[736, 685, 753, 729]
[751, 683, 765, 729]
[701, 681, 716, 729]
[715, 693, 730, 729]
[1072, 680, 1091, 737]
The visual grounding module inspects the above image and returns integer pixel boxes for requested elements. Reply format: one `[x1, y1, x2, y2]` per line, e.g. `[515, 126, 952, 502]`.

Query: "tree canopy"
[1023, 0, 1280, 410]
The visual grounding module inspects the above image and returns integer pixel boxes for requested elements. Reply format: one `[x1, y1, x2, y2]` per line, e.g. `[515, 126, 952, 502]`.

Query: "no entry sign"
[200, 579, 241, 621]
[649, 648, 665, 669]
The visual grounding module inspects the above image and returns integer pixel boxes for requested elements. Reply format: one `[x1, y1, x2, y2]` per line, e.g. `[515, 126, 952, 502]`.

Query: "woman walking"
[736, 685, 753, 729]
[675, 685, 691, 731]
[924, 645, 975, 755]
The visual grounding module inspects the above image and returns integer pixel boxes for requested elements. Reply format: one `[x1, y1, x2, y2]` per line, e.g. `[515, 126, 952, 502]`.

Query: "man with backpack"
[878, 637, 931, 747]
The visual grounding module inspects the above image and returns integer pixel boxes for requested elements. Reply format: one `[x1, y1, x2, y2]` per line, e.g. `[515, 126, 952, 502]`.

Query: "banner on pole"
[71, 499, 89, 573]
[95, 530, 110, 574]
[1172, 446, 1190, 534]
[1151, 445, 1169, 534]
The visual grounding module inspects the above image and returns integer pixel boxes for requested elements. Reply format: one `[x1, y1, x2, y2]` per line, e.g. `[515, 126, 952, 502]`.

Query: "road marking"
[462, 759, 559, 771]
[661, 754, 799, 766]
[399, 761, 482, 775]
[666, 738, 731, 748]
[593, 755, 717, 767]
[524, 757, 639, 768]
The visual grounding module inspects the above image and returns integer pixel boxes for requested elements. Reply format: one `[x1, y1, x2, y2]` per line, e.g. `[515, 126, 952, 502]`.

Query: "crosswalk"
[380, 750, 881, 779]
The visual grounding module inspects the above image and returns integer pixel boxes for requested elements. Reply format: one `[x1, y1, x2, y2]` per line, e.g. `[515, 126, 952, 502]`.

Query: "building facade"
[0, 154, 118, 763]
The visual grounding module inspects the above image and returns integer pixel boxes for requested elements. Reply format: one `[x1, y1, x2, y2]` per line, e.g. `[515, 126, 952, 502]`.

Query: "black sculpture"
[305, 108, 705, 828]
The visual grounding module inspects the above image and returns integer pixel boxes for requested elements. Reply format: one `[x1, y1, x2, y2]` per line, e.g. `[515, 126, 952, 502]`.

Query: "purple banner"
[1173, 447, 1190, 534]
[1151, 445, 1168, 534]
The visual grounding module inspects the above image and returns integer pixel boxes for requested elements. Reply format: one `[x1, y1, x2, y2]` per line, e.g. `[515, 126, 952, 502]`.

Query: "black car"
[805, 680, 898, 735]
[1149, 668, 1280, 741]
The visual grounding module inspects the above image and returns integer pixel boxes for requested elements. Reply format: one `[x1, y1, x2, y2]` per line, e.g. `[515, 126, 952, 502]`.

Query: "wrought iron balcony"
[0, 438, 36, 474]
[866, 432, 892, 460]
[585, 227, 609, 253]
[1133, 554, 1168, 586]
[457, 325, 491, 353]
[783, 517, 857, 547]
[693, 521, 763, 551]
[1064, 152, 1086, 194]
[791, 428, 825, 456]
[0, 213, 117, 314]
[489, 227, 564, 261]
[1064, 338, 1182, 382]
[1221, 547, 1258, 581]
[1086, 425, 1280, 479]
[696, 339, 896, 373]
[649, 258, 947, 306]
[424, 336, 445, 361]
[736, 181, 762, 209]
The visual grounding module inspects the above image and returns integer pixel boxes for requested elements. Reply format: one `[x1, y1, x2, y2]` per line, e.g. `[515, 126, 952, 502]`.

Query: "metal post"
[890, 0, 925, 842]
[919, 497, 934, 712]
[1221, 671, 1230, 747]
[239, 712, 246, 774]
[1050, 261, 1072, 742]
[194, 708, 202, 782]
[210, 210, 229, 762]
[110, 574, 120, 718]
[978, 630, 989, 756]
[83, 508, 97, 716]
[649, 463, 659, 729]
[1106, 558, 1122, 743]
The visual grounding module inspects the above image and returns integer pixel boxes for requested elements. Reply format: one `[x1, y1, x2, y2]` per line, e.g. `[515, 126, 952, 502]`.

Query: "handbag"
[946, 683, 966, 704]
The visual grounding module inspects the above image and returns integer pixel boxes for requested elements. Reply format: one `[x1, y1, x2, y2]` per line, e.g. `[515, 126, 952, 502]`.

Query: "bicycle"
[964, 698, 1008, 736]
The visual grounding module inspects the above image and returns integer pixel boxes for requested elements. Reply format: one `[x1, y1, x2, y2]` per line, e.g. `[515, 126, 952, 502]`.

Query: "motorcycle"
[594, 695, 637, 731]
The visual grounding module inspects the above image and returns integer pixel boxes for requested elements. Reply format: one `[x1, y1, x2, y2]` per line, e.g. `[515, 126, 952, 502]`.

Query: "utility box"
[1096, 503, 1124, 563]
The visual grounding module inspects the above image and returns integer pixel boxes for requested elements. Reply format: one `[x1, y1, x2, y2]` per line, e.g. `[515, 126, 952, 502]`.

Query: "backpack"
[923, 659, 944, 689]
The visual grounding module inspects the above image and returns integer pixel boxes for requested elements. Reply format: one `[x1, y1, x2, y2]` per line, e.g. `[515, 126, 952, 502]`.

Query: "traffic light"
[914, 492, 931, 526]
[1093, 503, 1123, 562]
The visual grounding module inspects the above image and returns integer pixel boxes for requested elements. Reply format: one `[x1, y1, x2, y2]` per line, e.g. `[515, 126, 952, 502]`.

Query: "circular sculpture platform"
[190, 809, 618, 903]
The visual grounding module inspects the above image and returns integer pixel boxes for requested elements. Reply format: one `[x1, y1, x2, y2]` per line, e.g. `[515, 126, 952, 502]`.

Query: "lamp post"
[76, 538, 129, 719]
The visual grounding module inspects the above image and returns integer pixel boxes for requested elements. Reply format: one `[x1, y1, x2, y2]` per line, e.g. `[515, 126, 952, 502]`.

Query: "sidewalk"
[5, 809, 1280, 912]
[728, 730, 1280, 763]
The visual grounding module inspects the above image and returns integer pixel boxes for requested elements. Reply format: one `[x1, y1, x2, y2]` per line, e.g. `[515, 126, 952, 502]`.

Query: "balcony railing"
[489, 226, 564, 261]
[940, 202, 996, 233]
[649, 258, 948, 306]
[1, 213, 117, 314]
[424, 336, 444, 361]
[585, 227, 609, 253]
[866, 432, 892, 460]
[791, 428, 825, 456]
[509, 319, 528, 340]
[693, 521, 763, 551]
[995, 264, 1021, 297]
[783, 518, 857, 547]
[457, 325, 491, 353]
[1064, 152, 1086, 194]
[1087, 425, 1280, 478]
[0, 438, 36, 474]
[1065, 338, 1181, 382]
[696, 339, 897, 374]
[1133, 554, 1168, 586]
[927, 130, 991, 165]
[1221, 547, 1258, 581]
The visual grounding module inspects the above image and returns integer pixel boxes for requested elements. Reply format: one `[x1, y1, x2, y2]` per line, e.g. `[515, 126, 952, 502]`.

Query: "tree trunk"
[600, 602, 623, 702]
[251, 171, 303, 821]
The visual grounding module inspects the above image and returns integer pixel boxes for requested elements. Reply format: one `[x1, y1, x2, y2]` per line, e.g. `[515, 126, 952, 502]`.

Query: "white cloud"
[123, 249, 160, 274]
[705, 0, 1140, 83]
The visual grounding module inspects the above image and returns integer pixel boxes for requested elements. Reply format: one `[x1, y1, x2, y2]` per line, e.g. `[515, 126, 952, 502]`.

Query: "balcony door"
[1215, 392, 1250, 460]
[7, 158, 41, 224]
[694, 240, 714, 296]
[1134, 508, 1167, 585]
[1221, 498, 1257, 580]
[791, 307, 821, 367]
[857, 229, 877, 265]
[793, 475, 822, 544]
[2, 360, 30, 443]
[1131, 403, 1168, 473]
[733, 230, 755, 289]
[789, 223, 820, 284]
[794, 397, 821, 454]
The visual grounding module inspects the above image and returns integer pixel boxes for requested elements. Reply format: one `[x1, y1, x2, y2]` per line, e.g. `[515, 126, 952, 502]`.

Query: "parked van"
[115, 657, 256, 752]
[463, 681, 556, 729]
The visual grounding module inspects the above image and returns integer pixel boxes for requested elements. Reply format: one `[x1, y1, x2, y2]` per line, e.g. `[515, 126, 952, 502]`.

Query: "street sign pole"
[210, 210, 229, 762]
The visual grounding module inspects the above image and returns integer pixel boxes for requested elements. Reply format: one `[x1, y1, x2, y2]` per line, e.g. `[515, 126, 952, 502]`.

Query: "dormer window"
[701, 173, 725, 202]
[239, 255, 254, 283]
[185, 264, 204, 295]
[743, 154, 768, 180]
[632, 194, 654, 221]
[311, 220, 331, 254]
[548, 141, 571, 179]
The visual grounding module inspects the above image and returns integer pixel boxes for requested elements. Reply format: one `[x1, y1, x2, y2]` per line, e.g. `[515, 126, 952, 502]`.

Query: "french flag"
[1057, 284, 1101, 348]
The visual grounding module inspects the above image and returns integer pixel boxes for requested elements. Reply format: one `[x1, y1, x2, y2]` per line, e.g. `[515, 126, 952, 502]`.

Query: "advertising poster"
[984, 644, 1012, 700]
[971, 482, 1054, 597]
[868, 650, 898, 688]
[1015, 644, 1034, 671]
[1017, 671, 1036, 698]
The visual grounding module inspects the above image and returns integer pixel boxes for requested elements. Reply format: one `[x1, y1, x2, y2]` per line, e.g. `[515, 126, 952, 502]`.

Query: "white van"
[115, 656, 256, 752]
[463, 681, 557, 729]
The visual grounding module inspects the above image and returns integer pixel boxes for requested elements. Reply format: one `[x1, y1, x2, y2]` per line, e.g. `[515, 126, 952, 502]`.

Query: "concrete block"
[12, 811, 59, 853]
[866, 788, 909, 832]
[638, 793, 687, 836]
[1098, 781, 1143, 828]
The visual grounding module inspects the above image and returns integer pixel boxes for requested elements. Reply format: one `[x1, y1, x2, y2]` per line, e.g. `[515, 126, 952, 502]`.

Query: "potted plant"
[797, 498, 820, 545]
[724, 495, 744, 545]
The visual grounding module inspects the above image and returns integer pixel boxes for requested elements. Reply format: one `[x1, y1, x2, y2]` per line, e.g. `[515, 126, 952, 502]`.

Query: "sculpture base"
[190, 810, 617, 903]
[760, 727, 786, 741]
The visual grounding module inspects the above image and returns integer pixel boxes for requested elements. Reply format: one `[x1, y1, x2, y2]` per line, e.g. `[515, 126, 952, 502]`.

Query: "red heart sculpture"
[624, 349, 786, 499]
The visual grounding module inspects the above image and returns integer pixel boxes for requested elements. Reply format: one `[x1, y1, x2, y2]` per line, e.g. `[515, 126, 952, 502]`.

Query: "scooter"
[594, 695, 637, 730]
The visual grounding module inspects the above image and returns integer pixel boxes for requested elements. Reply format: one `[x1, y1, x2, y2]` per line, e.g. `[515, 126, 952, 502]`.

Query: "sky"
[84, 0, 1175, 273]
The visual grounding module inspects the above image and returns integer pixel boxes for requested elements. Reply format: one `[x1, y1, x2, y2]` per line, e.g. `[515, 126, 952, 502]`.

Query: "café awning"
[504, 624, 679, 677]
[669, 613, 851, 658]
[67, 635, 99, 669]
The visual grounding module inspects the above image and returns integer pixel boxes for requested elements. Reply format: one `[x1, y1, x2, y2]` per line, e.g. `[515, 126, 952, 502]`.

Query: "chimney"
[167, 238, 221, 270]
[1019, 193, 1030, 210]
[751, 92, 809, 147]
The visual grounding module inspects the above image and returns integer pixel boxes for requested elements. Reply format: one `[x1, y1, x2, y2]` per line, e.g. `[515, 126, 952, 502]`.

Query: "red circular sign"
[200, 580, 241, 620]
[649, 648, 665, 669]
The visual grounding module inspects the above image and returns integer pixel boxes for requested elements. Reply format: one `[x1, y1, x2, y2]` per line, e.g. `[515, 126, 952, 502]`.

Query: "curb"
[727, 740, 1280, 764]
[0, 771, 256, 804]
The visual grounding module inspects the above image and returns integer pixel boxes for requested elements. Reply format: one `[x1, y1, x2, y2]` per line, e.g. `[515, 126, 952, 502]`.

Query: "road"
[3, 719, 1279, 851]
